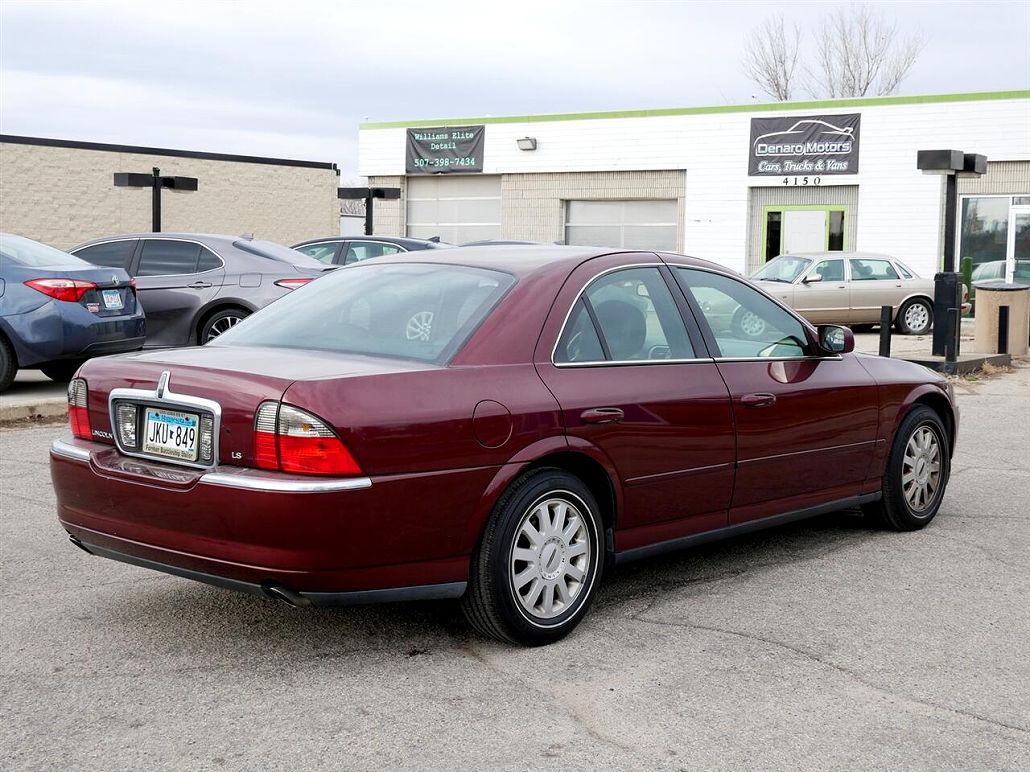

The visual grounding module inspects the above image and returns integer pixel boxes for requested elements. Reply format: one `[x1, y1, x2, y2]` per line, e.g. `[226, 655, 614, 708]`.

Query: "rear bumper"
[50, 437, 488, 597]
[7, 300, 145, 367]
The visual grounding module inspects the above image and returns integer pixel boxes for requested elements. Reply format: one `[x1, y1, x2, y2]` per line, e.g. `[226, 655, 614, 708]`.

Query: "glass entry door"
[764, 206, 845, 262]
[1006, 205, 1030, 283]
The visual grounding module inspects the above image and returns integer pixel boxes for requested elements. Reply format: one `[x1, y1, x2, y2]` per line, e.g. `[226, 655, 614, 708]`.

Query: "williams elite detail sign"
[748, 114, 861, 176]
[406, 125, 485, 174]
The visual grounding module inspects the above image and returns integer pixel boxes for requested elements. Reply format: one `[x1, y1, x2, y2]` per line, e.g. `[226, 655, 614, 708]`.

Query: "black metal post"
[878, 305, 893, 357]
[944, 308, 959, 363]
[998, 305, 1010, 354]
[151, 167, 162, 232]
[932, 173, 960, 357]
[364, 192, 374, 235]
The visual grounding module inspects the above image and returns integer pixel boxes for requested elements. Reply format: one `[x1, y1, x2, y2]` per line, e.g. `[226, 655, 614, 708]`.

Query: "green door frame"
[761, 204, 849, 263]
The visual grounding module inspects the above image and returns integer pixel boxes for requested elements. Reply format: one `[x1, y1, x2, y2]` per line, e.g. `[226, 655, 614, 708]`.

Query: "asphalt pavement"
[1, 361, 1027, 771]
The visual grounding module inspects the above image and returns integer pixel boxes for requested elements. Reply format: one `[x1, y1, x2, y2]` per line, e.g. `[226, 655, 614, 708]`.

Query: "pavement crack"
[455, 638, 638, 756]
[631, 616, 1030, 740]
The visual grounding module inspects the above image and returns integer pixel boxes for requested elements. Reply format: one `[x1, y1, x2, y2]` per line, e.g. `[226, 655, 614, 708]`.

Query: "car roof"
[778, 251, 898, 260]
[70, 233, 272, 249]
[292, 235, 445, 248]
[354, 244, 732, 279]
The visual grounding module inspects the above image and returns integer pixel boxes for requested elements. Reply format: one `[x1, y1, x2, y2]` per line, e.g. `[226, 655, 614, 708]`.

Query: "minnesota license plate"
[142, 407, 199, 462]
[101, 289, 124, 310]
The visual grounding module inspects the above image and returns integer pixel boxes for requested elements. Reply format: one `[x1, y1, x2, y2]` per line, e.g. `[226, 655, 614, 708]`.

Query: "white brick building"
[358, 90, 1030, 279]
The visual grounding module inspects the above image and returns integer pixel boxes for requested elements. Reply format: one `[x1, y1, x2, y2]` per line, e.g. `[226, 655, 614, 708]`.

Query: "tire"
[40, 360, 83, 382]
[199, 308, 249, 344]
[461, 468, 604, 646]
[731, 306, 769, 339]
[862, 405, 950, 531]
[895, 298, 933, 335]
[0, 335, 16, 392]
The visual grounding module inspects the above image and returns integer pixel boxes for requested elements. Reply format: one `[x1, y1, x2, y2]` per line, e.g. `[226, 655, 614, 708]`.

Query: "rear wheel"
[200, 308, 249, 344]
[40, 360, 83, 382]
[863, 405, 950, 531]
[895, 298, 933, 335]
[0, 335, 16, 392]
[462, 468, 604, 646]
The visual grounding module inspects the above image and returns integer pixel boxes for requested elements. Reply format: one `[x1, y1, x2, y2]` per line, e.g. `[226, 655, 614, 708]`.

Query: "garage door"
[406, 176, 501, 244]
[565, 200, 678, 251]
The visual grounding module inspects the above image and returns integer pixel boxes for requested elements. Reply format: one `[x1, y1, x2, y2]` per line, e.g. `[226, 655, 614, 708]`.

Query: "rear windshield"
[212, 263, 515, 363]
[231, 239, 324, 266]
[0, 233, 92, 268]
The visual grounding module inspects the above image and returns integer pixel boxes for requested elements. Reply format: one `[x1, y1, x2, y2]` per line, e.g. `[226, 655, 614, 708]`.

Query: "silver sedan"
[746, 251, 936, 336]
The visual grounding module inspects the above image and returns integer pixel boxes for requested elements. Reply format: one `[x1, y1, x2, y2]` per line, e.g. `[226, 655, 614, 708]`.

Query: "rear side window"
[137, 240, 202, 276]
[197, 249, 222, 272]
[74, 240, 136, 269]
[555, 267, 694, 364]
[295, 242, 340, 264]
[344, 241, 404, 264]
[850, 258, 899, 281]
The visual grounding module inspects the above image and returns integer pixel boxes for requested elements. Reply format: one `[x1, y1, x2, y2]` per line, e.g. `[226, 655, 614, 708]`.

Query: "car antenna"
[428, 236, 440, 243]
[239, 233, 254, 241]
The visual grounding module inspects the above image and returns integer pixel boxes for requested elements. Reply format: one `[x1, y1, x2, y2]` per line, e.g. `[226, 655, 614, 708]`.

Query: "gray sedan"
[747, 251, 936, 335]
[71, 233, 330, 346]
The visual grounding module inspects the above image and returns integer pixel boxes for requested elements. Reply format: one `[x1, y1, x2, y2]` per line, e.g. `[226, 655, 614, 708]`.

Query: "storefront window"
[960, 197, 1010, 268]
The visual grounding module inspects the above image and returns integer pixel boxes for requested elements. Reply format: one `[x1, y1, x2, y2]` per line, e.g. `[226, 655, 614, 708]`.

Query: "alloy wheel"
[904, 303, 930, 334]
[205, 314, 243, 342]
[406, 311, 434, 341]
[509, 496, 591, 620]
[902, 425, 941, 513]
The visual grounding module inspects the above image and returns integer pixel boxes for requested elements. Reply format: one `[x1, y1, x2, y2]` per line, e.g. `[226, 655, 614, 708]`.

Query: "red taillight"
[25, 278, 96, 303]
[68, 378, 91, 440]
[252, 402, 361, 476]
[274, 278, 313, 290]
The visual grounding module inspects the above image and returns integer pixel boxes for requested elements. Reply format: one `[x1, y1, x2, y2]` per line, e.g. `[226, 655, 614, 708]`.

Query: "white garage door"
[406, 176, 501, 244]
[565, 200, 678, 251]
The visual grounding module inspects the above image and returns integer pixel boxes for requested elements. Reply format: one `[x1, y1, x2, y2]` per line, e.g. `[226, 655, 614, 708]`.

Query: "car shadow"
[113, 509, 875, 658]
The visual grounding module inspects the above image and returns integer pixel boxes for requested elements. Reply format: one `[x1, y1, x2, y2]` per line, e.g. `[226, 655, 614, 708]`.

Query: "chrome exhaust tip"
[263, 583, 311, 608]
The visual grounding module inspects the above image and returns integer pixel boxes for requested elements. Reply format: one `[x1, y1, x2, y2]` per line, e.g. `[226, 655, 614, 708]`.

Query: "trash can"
[972, 280, 1030, 356]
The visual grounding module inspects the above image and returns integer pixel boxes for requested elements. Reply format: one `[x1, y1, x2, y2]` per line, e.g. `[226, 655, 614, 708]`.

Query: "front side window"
[344, 242, 403, 264]
[677, 268, 809, 358]
[555, 267, 693, 364]
[137, 240, 202, 276]
[295, 242, 340, 264]
[810, 259, 844, 282]
[849, 258, 899, 281]
[213, 263, 514, 364]
[73, 239, 137, 269]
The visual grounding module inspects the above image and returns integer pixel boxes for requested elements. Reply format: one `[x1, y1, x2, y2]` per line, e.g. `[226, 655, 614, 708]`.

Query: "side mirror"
[817, 324, 854, 354]
[802, 273, 823, 284]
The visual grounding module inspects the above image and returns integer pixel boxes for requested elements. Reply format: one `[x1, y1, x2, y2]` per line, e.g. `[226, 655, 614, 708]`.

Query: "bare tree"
[338, 177, 366, 216]
[808, 3, 926, 97]
[741, 4, 926, 101]
[741, 14, 802, 101]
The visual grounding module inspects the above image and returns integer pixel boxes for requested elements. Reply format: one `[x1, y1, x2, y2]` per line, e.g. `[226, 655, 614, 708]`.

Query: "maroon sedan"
[50, 246, 956, 645]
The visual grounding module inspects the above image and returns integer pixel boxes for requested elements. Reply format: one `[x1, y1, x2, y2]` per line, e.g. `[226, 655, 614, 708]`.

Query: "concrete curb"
[0, 398, 68, 422]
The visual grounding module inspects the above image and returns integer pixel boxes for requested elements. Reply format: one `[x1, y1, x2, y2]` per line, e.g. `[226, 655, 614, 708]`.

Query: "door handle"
[188, 281, 213, 289]
[740, 393, 776, 408]
[581, 407, 624, 424]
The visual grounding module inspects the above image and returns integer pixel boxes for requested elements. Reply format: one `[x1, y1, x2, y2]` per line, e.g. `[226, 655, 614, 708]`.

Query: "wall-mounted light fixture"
[516, 137, 537, 151]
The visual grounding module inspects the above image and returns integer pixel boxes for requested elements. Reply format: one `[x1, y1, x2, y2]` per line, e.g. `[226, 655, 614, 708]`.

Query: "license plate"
[101, 289, 124, 310]
[142, 407, 199, 462]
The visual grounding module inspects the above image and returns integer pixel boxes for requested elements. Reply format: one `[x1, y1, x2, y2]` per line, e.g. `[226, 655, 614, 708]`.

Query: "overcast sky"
[1, 0, 1027, 177]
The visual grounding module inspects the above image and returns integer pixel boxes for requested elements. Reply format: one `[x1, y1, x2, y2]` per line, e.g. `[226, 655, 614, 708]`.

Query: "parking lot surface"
[1, 363, 1028, 771]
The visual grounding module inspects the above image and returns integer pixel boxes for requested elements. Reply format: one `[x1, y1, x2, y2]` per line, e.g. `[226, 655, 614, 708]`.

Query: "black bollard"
[998, 305, 1009, 355]
[878, 305, 893, 357]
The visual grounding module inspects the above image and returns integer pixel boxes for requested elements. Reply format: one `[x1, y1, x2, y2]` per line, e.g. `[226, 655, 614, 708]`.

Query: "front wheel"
[895, 298, 933, 335]
[462, 468, 604, 646]
[731, 306, 769, 339]
[0, 335, 17, 392]
[863, 405, 950, 531]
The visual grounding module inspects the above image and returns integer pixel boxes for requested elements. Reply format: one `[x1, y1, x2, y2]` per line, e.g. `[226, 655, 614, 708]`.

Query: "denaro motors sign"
[748, 114, 861, 176]
[406, 125, 484, 174]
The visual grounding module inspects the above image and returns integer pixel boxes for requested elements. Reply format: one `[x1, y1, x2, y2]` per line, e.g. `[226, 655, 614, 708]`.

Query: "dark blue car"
[0, 233, 146, 391]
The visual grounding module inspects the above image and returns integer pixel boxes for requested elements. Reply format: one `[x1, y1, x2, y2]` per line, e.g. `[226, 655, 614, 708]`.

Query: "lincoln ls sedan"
[50, 246, 957, 645]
